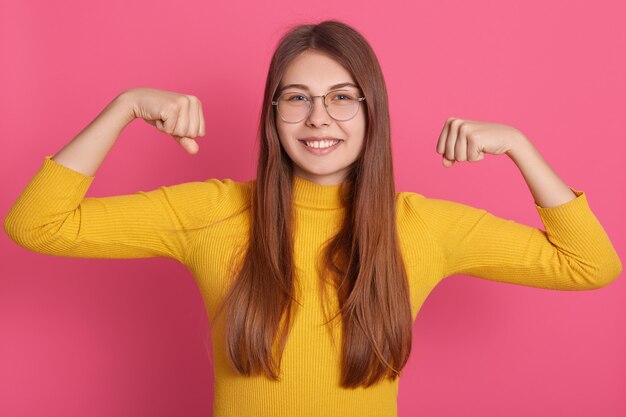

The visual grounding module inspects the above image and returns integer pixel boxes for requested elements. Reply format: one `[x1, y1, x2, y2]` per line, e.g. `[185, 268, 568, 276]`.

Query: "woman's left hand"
[436, 117, 526, 167]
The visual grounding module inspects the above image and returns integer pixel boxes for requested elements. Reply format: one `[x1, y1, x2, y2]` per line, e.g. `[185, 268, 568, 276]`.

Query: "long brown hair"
[214, 19, 413, 388]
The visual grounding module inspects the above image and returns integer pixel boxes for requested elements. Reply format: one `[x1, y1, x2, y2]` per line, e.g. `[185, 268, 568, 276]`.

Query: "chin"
[297, 165, 349, 180]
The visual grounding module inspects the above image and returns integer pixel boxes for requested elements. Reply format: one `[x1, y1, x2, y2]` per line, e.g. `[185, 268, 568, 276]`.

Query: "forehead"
[279, 50, 356, 91]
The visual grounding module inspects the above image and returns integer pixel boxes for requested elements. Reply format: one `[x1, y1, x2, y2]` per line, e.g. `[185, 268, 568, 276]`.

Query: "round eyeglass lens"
[277, 91, 361, 122]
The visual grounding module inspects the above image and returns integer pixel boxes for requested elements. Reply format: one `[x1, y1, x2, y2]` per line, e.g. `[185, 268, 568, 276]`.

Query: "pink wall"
[1, 0, 624, 416]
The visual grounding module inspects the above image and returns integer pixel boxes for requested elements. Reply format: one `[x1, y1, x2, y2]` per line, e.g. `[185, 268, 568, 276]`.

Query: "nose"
[305, 96, 331, 127]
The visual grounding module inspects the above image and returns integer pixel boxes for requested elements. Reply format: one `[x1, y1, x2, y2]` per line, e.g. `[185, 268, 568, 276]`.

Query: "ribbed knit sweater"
[3, 155, 622, 417]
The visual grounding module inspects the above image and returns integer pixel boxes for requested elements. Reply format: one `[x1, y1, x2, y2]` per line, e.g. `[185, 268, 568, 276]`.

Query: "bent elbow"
[4, 212, 56, 252]
[592, 253, 623, 289]
[4, 221, 38, 251]
[3, 212, 27, 247]
[577, 253, 622, 290]
[562, 250, 622, 290]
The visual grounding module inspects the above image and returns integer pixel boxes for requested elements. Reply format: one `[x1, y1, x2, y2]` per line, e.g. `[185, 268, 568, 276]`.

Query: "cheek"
[275, 122, 288, 146]
[276, 124, 299, 156]
[349, 117, 367, 146]
[276, 120, 293, 139]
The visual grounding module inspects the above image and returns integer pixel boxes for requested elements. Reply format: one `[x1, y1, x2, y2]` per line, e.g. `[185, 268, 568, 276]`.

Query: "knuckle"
[169, 102, 182, 114]
[176, 96, 190, 107]
[173, 122, 187, 135]
[450, 118, 462, 127]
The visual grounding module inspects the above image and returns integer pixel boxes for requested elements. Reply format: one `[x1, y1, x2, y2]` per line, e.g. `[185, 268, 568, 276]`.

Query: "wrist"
[505, 131, 533, 162]
[112, 89, 138, 125]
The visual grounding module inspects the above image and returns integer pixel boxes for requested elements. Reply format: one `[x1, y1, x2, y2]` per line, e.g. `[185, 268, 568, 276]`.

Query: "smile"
[303, 139, 339, 148]
[298, 139, 342, 155]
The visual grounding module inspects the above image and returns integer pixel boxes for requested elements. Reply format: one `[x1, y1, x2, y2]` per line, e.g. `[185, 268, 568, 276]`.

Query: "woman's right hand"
[125, 87, 206, 154]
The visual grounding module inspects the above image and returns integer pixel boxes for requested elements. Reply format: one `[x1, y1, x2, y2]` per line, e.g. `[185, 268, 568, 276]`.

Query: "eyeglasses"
[271, 90, 366, 123]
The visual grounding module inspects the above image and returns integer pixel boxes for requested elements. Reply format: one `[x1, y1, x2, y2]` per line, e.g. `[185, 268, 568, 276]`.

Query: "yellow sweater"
[4, 156, 622, 417]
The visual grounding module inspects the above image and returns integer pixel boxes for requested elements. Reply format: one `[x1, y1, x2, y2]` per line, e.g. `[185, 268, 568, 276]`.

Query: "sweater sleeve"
[407, 188, 622, 290]
[3, 156, 233, 265]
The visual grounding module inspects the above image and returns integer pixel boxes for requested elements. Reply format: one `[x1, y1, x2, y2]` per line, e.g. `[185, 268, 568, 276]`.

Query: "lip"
[299, 136, 343, 142]
[298, 137, 342, 156]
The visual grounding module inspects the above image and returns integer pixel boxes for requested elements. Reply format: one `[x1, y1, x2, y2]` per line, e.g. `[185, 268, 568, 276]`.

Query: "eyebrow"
[278, 82, 359, 93]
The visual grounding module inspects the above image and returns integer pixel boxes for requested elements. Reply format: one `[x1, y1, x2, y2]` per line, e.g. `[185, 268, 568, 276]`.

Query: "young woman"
[4, 20, 622, 417]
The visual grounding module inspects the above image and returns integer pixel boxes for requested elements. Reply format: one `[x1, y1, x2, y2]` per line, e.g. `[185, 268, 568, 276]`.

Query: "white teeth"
[304, 140, 339, 149]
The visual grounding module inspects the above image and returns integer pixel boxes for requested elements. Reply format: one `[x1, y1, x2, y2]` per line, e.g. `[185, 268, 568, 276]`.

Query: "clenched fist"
[436, 117, 525, 167]
[126, 87, 206, 154]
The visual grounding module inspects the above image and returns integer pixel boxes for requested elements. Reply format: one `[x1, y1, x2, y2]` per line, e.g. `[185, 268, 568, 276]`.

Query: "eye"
[330, 91, 357, 101]
[285, 94, 308, 101]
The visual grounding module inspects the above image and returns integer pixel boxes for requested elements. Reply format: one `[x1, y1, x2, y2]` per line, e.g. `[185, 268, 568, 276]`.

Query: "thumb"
[179, 137, 199, 154]
[442, 157, 455, 167]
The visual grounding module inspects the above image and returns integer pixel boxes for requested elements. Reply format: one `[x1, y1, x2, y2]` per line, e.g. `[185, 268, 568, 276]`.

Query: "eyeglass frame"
[271, 90, 366, 123]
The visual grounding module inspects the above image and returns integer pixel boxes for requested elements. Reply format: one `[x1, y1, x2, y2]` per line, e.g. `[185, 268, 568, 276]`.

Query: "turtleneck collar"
[292, 175, 345, 209]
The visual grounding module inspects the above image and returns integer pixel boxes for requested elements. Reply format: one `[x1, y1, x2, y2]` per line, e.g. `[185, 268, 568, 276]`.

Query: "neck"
[292, 175, 346, 209]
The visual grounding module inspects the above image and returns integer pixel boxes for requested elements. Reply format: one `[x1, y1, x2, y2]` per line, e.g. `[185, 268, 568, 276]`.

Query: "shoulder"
[395, 190, 489, 224]
[395, 191, 438, 218]
[164, 177, 253, 202]
[157, 178, 254, 226]
[396, 191, 426, 209]
[395, 191, 432, 231]
[200, 178, 254, 204]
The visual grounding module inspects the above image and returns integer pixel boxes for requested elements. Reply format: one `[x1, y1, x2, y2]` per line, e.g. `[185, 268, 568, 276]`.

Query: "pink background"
[1, 0, 624, 416]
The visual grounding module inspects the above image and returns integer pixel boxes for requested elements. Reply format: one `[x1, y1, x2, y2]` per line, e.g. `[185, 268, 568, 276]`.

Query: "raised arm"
[3, 88, 211, 264]
[51, 87, 204, 176]
[428, 117, 622, 289]
[437, 116, 576, 208]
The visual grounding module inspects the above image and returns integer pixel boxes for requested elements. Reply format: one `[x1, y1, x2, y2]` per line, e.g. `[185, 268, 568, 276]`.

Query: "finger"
[442, 156, 455, 167]
[184, 137, 199, 154]
[176, 136, 199, 154]
[172, 99, 190, 138]
[436, 118, 452, 154]
[160, 111, 176, 134]
[454, 125, 468, 162]
[445, 118, 461, 161]
[198, 100, 206, 137]
[187, 99, 199, 138]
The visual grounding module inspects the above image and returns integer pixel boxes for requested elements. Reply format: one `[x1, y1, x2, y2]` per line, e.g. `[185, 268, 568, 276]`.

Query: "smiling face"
[275, 49, 367, 185]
